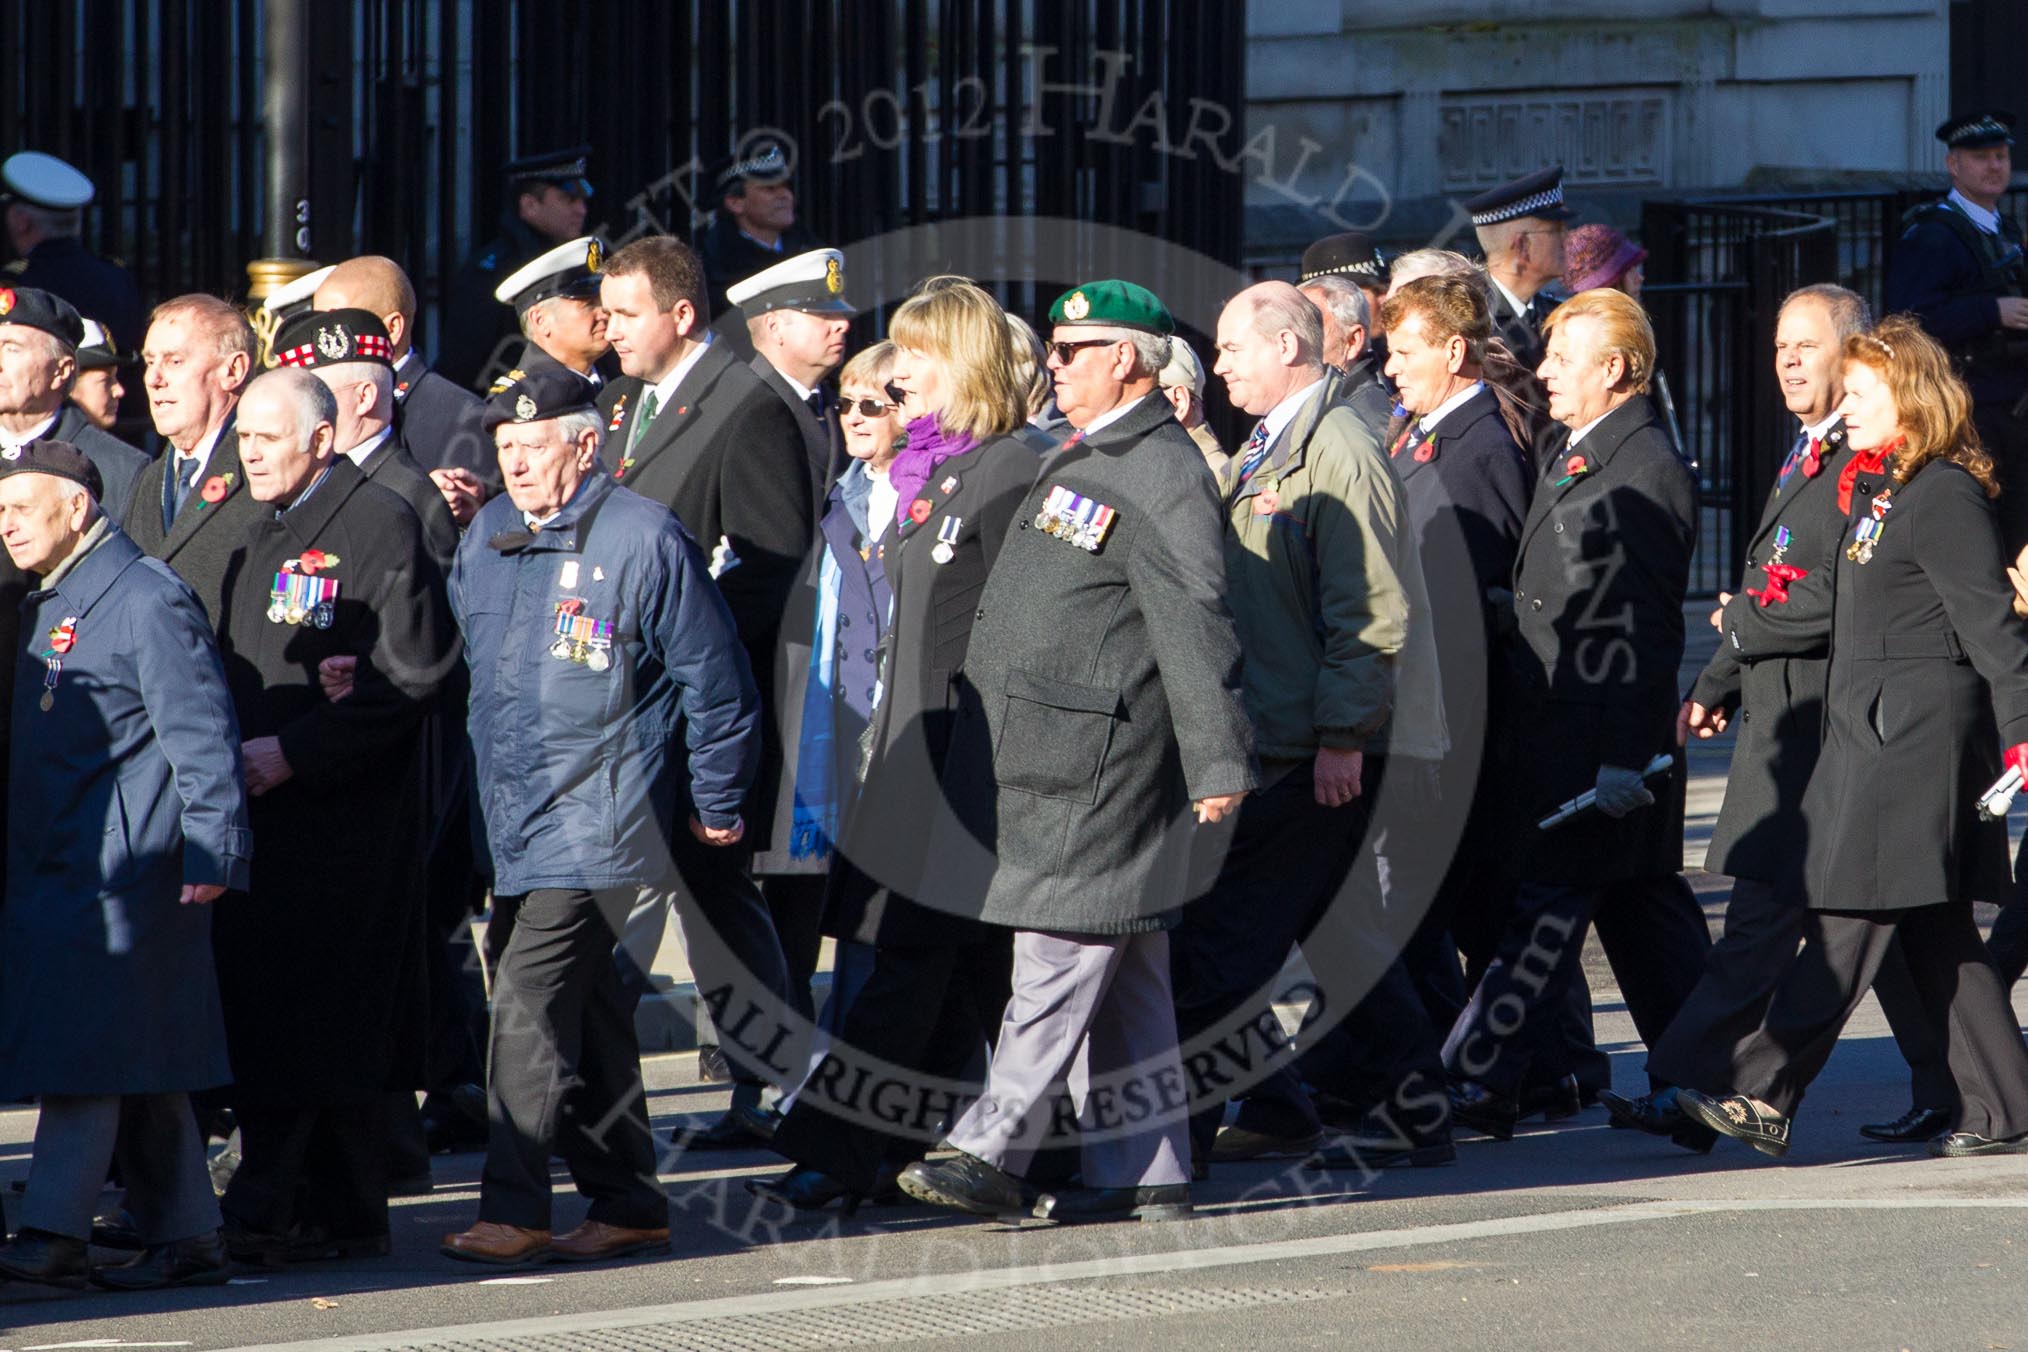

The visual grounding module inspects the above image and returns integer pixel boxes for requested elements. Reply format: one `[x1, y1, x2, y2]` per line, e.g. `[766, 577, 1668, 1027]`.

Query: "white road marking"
[476, 1277, 555, 1286]
[773, 1276, 853, 1286]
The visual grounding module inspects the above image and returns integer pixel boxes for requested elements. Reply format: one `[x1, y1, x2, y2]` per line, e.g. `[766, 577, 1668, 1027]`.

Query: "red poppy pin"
[294, 548, 338, 575]
[557, 597, 585, 617]
[1552, 454, 1591, 487]
[198, 471, 234, 505]
[909, 498, 932, 523]
[1413, 442, 1435, 463]
[47, 617, 76, 655]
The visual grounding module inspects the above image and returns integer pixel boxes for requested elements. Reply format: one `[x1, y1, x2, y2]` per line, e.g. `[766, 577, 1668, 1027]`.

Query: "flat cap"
[0, 438, 102, 499]
[1463, 165, 1575, 227]
[483, 365, 599, 432]
[504, 146, 593, 199]
[1299, 232, 1388, 284]
[0, 286, 84, 347]
[711, 139, 793, 195]
[1937, 109, 2015, 149]
[726, 247, 854, 316]
[272, 308, 395, 369]
[0, 151, 94, 211]
[1048, 280, 1174, 335]
[494, 236, 606, 312]
[74, 317, 121, 371]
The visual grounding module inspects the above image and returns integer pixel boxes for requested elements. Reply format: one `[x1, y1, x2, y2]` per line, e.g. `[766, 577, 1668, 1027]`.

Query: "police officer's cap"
[1463, 165, 1576, 227]
[482, 366, 599, 432]
[271, 308, 395, 370]
[1299, 232, 1388, 285]
[726, 248, 855, 316]
[1937, 110, 2016, 150]
[0, 152, 94, 211]
[494, 237, 607, 312]
[711, 140, 793, 196]
[0, 438, 102, 500]
[1047, 280, 1174, 336]
[259, 264, 336, 319]
[75, 318, 121, 371]
[505, 146, 593, 200]
[0, 286, 84, 348]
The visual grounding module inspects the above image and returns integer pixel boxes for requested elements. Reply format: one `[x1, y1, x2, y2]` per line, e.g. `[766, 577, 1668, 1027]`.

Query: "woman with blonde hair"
[754, 276, 1040, 1210]
[1682, 314, 2028, 1159]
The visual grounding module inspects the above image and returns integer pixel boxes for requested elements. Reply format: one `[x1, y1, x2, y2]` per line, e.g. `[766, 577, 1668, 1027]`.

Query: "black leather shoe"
[677, 1103, 781, 1151]
[89, 1208, 145, 1251]
[896, 1152, 1035, 1218]
[0, 1228, 90, 1289]
[1677, 1089, 1791, 1158]
[1930, 1130, 2028, 1157]
[1033, 1183, 1192, 1223]
[1517, 1073, 1583, 1122]
[1207, 1125, 1323, 1162]
[1448, 1080, 1518, 1141]
[1597, 1090, 1716, 1154]
[1860, 1105, 1953, 1143]
[747, 1166, 861, 1215]
[91, 1231, 230, 1290]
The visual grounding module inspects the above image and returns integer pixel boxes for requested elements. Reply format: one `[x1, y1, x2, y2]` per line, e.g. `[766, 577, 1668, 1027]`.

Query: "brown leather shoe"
[550, 1219, 671, 1263]
[440, 1221, 551, 1265]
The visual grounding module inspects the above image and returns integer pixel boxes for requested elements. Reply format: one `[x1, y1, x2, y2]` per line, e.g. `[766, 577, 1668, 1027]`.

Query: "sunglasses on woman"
[838, 397, 894, 418]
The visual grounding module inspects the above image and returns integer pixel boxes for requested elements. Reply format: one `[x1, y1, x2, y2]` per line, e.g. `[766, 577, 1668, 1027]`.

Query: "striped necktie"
[1236, 422, 1271, 481]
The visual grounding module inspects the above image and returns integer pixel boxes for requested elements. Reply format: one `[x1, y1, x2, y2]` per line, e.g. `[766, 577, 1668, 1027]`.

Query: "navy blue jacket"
[451, 470, 760, 894]
[0, 524, 249, 1096]
[1886, 199, 2027, 406]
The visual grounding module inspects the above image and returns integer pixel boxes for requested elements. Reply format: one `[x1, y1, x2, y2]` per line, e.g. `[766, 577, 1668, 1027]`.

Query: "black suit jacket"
[1690, 422, 1852, 884]
[121, 413, 265, 627]
[751, 354, 840, 510]
[1505, 395, 1696, 886]
[392, 358, 495, 489]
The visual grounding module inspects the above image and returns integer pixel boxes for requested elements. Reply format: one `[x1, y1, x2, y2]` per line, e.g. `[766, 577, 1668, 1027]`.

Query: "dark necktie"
[1775, 432, 1815, 490]
[806, 389, 825, 420]
[630, 389, 661, 452]
[165, 455, 199, 531]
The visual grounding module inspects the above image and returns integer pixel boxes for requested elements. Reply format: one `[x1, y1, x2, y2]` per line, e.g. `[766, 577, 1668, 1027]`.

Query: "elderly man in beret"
[0, 440, 248, 1293]
[0, 285, 146, 519]
[898, 279, 1258, 1225]
[441, 367, 759, 1267]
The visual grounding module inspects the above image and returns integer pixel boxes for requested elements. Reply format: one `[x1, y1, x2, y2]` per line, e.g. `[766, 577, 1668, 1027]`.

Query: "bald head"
[314, 257, 419, 359]
[1212, 281, 1326, 417]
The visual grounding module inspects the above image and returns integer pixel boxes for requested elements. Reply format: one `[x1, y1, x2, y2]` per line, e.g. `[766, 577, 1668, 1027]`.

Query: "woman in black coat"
[1682, 315, 2028, 1158]
[751, 279, 1038, 1210]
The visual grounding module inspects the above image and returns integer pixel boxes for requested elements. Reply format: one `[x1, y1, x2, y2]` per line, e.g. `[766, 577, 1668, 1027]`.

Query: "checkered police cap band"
[1309, 257, 1385, 280]
[1470, 185, 1567, 227]
[1949, 116, 2014, 147]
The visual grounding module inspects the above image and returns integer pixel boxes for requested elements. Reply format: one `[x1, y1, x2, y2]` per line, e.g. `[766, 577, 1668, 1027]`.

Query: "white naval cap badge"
[515, 392, 537, 421]
[1063, 291, 1090, 321]
[315, 324, 349, 360]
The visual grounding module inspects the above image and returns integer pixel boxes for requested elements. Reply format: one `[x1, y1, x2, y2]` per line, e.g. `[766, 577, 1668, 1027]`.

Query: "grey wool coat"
[929, 394, 1259, 934]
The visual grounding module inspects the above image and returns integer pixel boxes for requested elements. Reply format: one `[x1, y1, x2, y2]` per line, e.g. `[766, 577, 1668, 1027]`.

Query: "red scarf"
[1836, 436, 1901, 516]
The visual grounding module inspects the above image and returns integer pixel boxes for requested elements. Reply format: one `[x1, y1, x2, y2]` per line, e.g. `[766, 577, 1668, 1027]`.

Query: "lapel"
[163, 412, 245, 555]
[354, 429, 400, 481]
[36, 526, 139, 635]
[891, 447, 984, 552]
[1749, 420, 1848, 552]
[1395, 385, 1498, 486]
[1516, 397, 1653, 562]
[613, 340, 739, 484]
[273, 456, 370, 555]
[1229, 378, 1330, 504]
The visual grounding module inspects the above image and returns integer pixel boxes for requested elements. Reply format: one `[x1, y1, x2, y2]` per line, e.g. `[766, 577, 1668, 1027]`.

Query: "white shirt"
[1799, 410, 1841, 444]
[865, 462, 899, 541]
[1414, 380, 1486, 435]
[771, 364, 816, 403]
[0, 411, 57, 450]
[1077, 391, 1155, 440]
[343, 425, 394, 469]
[1490, 274, 1534, 321]
[1257, 376, 1327, 448]
[641, 332, 713, 419]
[1948, 188, 2003, 236]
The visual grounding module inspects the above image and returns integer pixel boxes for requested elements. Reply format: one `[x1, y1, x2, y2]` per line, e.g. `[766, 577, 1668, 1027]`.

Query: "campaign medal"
[1768, 525, 1791, 566]
[1033, 484, 1118, 551]
[37, 615, 74, 712]
[269, 556, 341, 626]
[552, 598, 614, 669]
[931, 515, 962, 564]
[1846, 496, 1892, 564]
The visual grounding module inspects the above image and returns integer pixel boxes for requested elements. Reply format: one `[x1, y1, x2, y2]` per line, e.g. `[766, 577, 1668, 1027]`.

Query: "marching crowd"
[0, 105, 2023, 1294]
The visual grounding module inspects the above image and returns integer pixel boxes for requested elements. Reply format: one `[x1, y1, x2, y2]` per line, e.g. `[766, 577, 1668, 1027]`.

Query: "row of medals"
[267, 599, 335, 629]
[552, 636, 612, 672]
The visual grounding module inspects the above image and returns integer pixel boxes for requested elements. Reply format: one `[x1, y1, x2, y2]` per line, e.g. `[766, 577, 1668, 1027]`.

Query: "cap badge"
[825, 256, 843, 295]
[315, 325, 349, 360]
[586, 240, 603, 272]
[515, 393, 537, 421]
[1063, 291, 1090, 321]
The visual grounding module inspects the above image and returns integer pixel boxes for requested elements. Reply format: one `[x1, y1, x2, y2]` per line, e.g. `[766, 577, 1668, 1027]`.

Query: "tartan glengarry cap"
[0, 286, 84, 348]
[0, 438, 102, 499]
[1937, 109, 2016, 149]
[483, 366, 599, 432]
[1463, 165, 1576, 227]
[1299, 232, 1388, 284]
[1048, 280, 1175, 335]
[271, 308, 395, 369]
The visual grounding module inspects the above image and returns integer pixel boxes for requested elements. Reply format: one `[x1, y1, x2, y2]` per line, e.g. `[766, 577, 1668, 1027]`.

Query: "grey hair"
[549, 407, 606, 448]
[315, 359, 395, 413]
[244, 366, 339, 443]
[1072, 324, 1172, 379]
[1388, 248, 1479, 287]
[1245, 287, 1324, 362]
[1298, 274, 1370, 334]
[1782, 283, 1872, 343]
[1003, 312, 1053, 418]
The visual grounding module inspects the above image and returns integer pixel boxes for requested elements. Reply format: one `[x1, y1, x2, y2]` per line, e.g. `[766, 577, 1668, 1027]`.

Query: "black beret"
[0, 438, 103, 499]
[272, 308, 395, 369]
[1299, 232, 1388, 284]
[0, 286, 84, 348]
[483, 366, 599, 432]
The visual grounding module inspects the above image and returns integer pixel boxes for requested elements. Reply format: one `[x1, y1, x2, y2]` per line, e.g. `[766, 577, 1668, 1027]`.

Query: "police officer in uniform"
[491, 236, 614, 389]
[439, 148, 594, 393]
[1464, 166, 1574, 377]
[699, 141, 820, 330]
[0, 152, 143, 353]
[1886, 111, 2028, 549]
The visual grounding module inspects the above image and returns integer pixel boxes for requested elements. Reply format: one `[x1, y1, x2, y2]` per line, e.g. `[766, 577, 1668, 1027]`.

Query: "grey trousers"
[945, 929, 1190, 1190]
[22, 1093, 218, 1243]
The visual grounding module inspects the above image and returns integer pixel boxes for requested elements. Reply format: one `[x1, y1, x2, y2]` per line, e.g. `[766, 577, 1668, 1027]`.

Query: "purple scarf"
[888, 414, 980, 525]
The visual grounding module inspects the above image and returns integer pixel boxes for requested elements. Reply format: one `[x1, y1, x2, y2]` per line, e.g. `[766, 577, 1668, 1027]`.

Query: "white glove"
[1593, 764, 1656, 819]
[708, 534, 742, 579]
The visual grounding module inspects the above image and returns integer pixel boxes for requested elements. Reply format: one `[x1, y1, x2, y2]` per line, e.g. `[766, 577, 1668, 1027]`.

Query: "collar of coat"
[31, 517, 140, 624]
[272, 454, 371, 546]
[607, 341, 741, 476]
[1078, 389, 1183, 451]
[485, 468, 618, 555]
[1550, 395, 1658, 483]
[1228, 375, 1335, 501]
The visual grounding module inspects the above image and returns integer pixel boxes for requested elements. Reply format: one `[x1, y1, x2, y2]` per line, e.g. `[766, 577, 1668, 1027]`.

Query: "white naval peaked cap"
[0, 151, 95, 210]
[260, 264, 336, 316]
[725, 248, 855, 316]
[494, 236, 606, 310]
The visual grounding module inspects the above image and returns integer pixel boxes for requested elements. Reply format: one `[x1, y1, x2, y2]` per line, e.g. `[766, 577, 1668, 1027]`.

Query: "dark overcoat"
[0, 526, 249, 1096]
[210, 459, 459, 1102]
[1503, 395, 1696, 886]
[929, 395, 1259, 934]
[1689, 422, 1854, 883]
[392, 355, 496, 486]
[360, 431, 462, 574]
[1803, 456, 2028, 910]
[122, 413, 264, 628]
[751, 354, 842, 510]
[828, 434, 1038, 947]
[51, 404, 147, 527]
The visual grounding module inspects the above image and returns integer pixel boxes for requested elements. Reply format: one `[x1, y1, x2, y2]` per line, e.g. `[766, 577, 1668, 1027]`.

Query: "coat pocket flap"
[1005, 668, 1123, 717]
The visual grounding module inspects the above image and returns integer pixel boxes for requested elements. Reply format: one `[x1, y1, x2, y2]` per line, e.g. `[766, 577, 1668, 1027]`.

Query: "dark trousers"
[1732, 903, 2028, 1136]
[1443, 873, 1710, 1098]
[770, 935, 1013, 1194]
[481, 887, 667, 1231]
[760, 872, 828, 1026]
[1650, 877, 1955, 1108]
[21, 1094, 218, 1243]
[223, 1098, 386, 1240]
